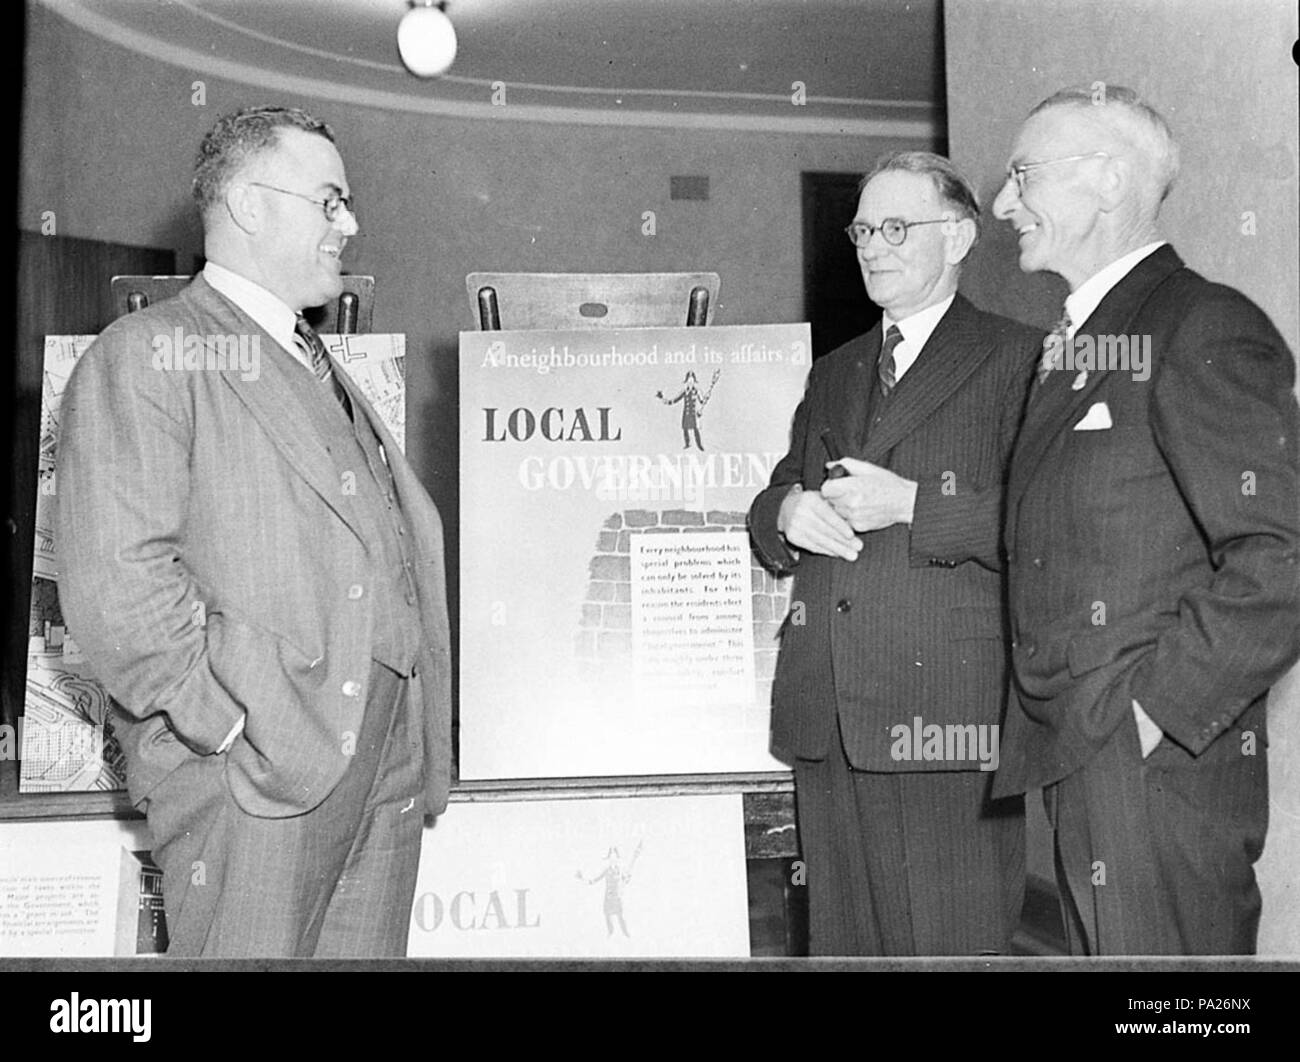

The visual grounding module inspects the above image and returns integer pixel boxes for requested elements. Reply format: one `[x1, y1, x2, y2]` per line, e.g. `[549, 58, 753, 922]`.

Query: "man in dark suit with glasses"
[992, 85, 1300, 954]
[749, 151, 1042, 955]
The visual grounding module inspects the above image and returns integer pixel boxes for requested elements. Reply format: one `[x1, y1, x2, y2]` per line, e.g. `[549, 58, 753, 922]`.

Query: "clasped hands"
[777, 458, 917, 561]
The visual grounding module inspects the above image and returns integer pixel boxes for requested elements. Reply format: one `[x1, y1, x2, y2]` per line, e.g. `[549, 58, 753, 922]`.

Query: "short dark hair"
[858, 151, 982, 242]
[192, 105, 335, 215]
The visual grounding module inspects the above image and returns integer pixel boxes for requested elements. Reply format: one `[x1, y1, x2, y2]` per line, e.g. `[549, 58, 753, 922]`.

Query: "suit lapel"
[179, 277, 368, 544]
[1009, 245, 1184, 508]
[329, 355, 451, 644]
[332, 364, 430, 530]
[841, 324, 881, 453]
[861, 294, 996, 463]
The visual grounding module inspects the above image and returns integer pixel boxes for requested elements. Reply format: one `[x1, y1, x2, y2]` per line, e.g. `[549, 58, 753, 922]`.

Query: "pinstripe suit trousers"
[144, 659, 424, 957]
[795, 722, 1025, 956]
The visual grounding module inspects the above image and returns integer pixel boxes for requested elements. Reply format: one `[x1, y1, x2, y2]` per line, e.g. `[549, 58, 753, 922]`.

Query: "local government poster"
[458, 324, 810, 779]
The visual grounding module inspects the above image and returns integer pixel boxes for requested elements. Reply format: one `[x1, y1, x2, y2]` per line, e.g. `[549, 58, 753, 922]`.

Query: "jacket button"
[347, 584, 364, 600]
[1026, 644, 1037, 657]
[342, 680, 362, 697]
[836, 599, 851, 613]
[1032, 557, 1044, 568]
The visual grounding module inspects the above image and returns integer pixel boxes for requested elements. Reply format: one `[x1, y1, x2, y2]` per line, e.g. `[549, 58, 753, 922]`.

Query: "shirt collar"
[202, 262, 306, 366]
[881, 293, 956, 380]
[1064, 241, 1166, 337]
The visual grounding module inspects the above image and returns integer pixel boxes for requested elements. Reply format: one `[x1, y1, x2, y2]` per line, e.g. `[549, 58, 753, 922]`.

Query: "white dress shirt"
[881, 292, 956, 381]
[1062, 241, 1165, 340]
[203, 261, 315, 373]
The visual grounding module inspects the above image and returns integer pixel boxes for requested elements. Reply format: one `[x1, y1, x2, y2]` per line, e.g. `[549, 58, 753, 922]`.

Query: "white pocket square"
[1073, 401, 1113, 431]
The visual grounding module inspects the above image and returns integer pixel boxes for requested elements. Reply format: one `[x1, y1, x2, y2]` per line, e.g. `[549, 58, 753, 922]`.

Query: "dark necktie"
[294, 314, 352, 419]
[1037, 310, 1072, 385]
[878, 324, 903, 396]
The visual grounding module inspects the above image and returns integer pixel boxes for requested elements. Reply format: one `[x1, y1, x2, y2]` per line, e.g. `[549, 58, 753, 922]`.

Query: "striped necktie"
[294, 314, 352, 419]
[1037, 310, 1072, 385]
[878, 324, 903, 396]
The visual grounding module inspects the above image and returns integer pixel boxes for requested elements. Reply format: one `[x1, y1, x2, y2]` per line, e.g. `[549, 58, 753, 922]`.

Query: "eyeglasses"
[1005, 152, 1111, 195]
[249, 181, 356, 223]
[844, 218, 949, 248]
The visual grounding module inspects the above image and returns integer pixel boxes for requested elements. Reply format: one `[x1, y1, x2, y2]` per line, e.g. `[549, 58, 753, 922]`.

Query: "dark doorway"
[801, 172, 879, 360]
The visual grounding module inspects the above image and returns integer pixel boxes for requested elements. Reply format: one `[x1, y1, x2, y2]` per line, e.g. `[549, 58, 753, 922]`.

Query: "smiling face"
[853, 170, 965, 321]
[243, 128, 357, 312]
[992, 107, 1111, 289]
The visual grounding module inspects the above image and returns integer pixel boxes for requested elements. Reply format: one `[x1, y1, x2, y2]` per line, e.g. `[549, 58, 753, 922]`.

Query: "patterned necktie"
[878, 324, 903, 397]
[294, 314, 352, 418]
[1037, 310, 1072, 385]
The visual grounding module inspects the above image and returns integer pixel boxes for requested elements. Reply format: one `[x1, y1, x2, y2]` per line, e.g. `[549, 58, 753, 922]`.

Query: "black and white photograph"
[1, 0, 1297, 1038]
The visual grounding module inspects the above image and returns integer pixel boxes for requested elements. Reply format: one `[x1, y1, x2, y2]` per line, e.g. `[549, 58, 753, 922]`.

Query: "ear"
[1095, 155, 1130, 213]
[941, 214, 977, 266]
[223, 181, 262, 235]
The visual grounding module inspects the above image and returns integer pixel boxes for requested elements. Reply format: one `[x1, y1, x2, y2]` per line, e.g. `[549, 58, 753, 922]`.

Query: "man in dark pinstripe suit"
[992, 86, 1300, 954]
[749, 152, 1042, 955]
[56, 107, 452, 956]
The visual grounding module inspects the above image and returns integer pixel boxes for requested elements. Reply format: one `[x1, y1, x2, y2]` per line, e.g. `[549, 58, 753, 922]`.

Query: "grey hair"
[1029, 84, 1180, 203]
[859, 151, 982, 243]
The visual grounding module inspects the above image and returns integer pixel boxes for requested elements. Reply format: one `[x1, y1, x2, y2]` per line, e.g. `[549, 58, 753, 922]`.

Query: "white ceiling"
[46, 0, 943, 132]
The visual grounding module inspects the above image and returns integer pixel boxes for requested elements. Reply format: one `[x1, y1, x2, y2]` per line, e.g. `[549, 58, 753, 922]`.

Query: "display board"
[458, 324, 810, 779]
[407, 794, 749, 957]
[0, 819, 160, 957]
[20, 333, 407, 794]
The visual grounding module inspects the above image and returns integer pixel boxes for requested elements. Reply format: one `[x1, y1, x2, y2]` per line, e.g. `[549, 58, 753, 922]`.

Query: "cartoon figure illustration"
[576, 840, 643, 937]
[655, 369, 721, 450]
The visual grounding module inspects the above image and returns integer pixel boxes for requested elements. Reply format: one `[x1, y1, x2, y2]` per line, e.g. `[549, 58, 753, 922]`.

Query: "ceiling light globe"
[398, 4, 457, 78]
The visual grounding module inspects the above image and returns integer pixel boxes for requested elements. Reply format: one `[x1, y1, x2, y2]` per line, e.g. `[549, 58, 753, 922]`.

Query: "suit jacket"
[55, 276, 453, 819]
[995, 245, 1300, 795]
[749, 294, 1042, 769]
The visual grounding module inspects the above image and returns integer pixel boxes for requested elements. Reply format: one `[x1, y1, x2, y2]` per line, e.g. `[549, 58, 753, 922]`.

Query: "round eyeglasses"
[844, 218, 948, 248]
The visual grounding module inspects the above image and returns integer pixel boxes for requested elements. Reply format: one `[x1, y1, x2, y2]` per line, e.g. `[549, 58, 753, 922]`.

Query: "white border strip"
[46, 0, 941, 139]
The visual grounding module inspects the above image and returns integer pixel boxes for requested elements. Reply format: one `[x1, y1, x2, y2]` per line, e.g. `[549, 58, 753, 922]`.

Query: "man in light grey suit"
[56, 106, 451, 957]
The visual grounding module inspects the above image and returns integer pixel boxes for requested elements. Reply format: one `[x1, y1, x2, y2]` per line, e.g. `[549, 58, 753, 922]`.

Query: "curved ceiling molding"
[45, 0, 941, 139]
